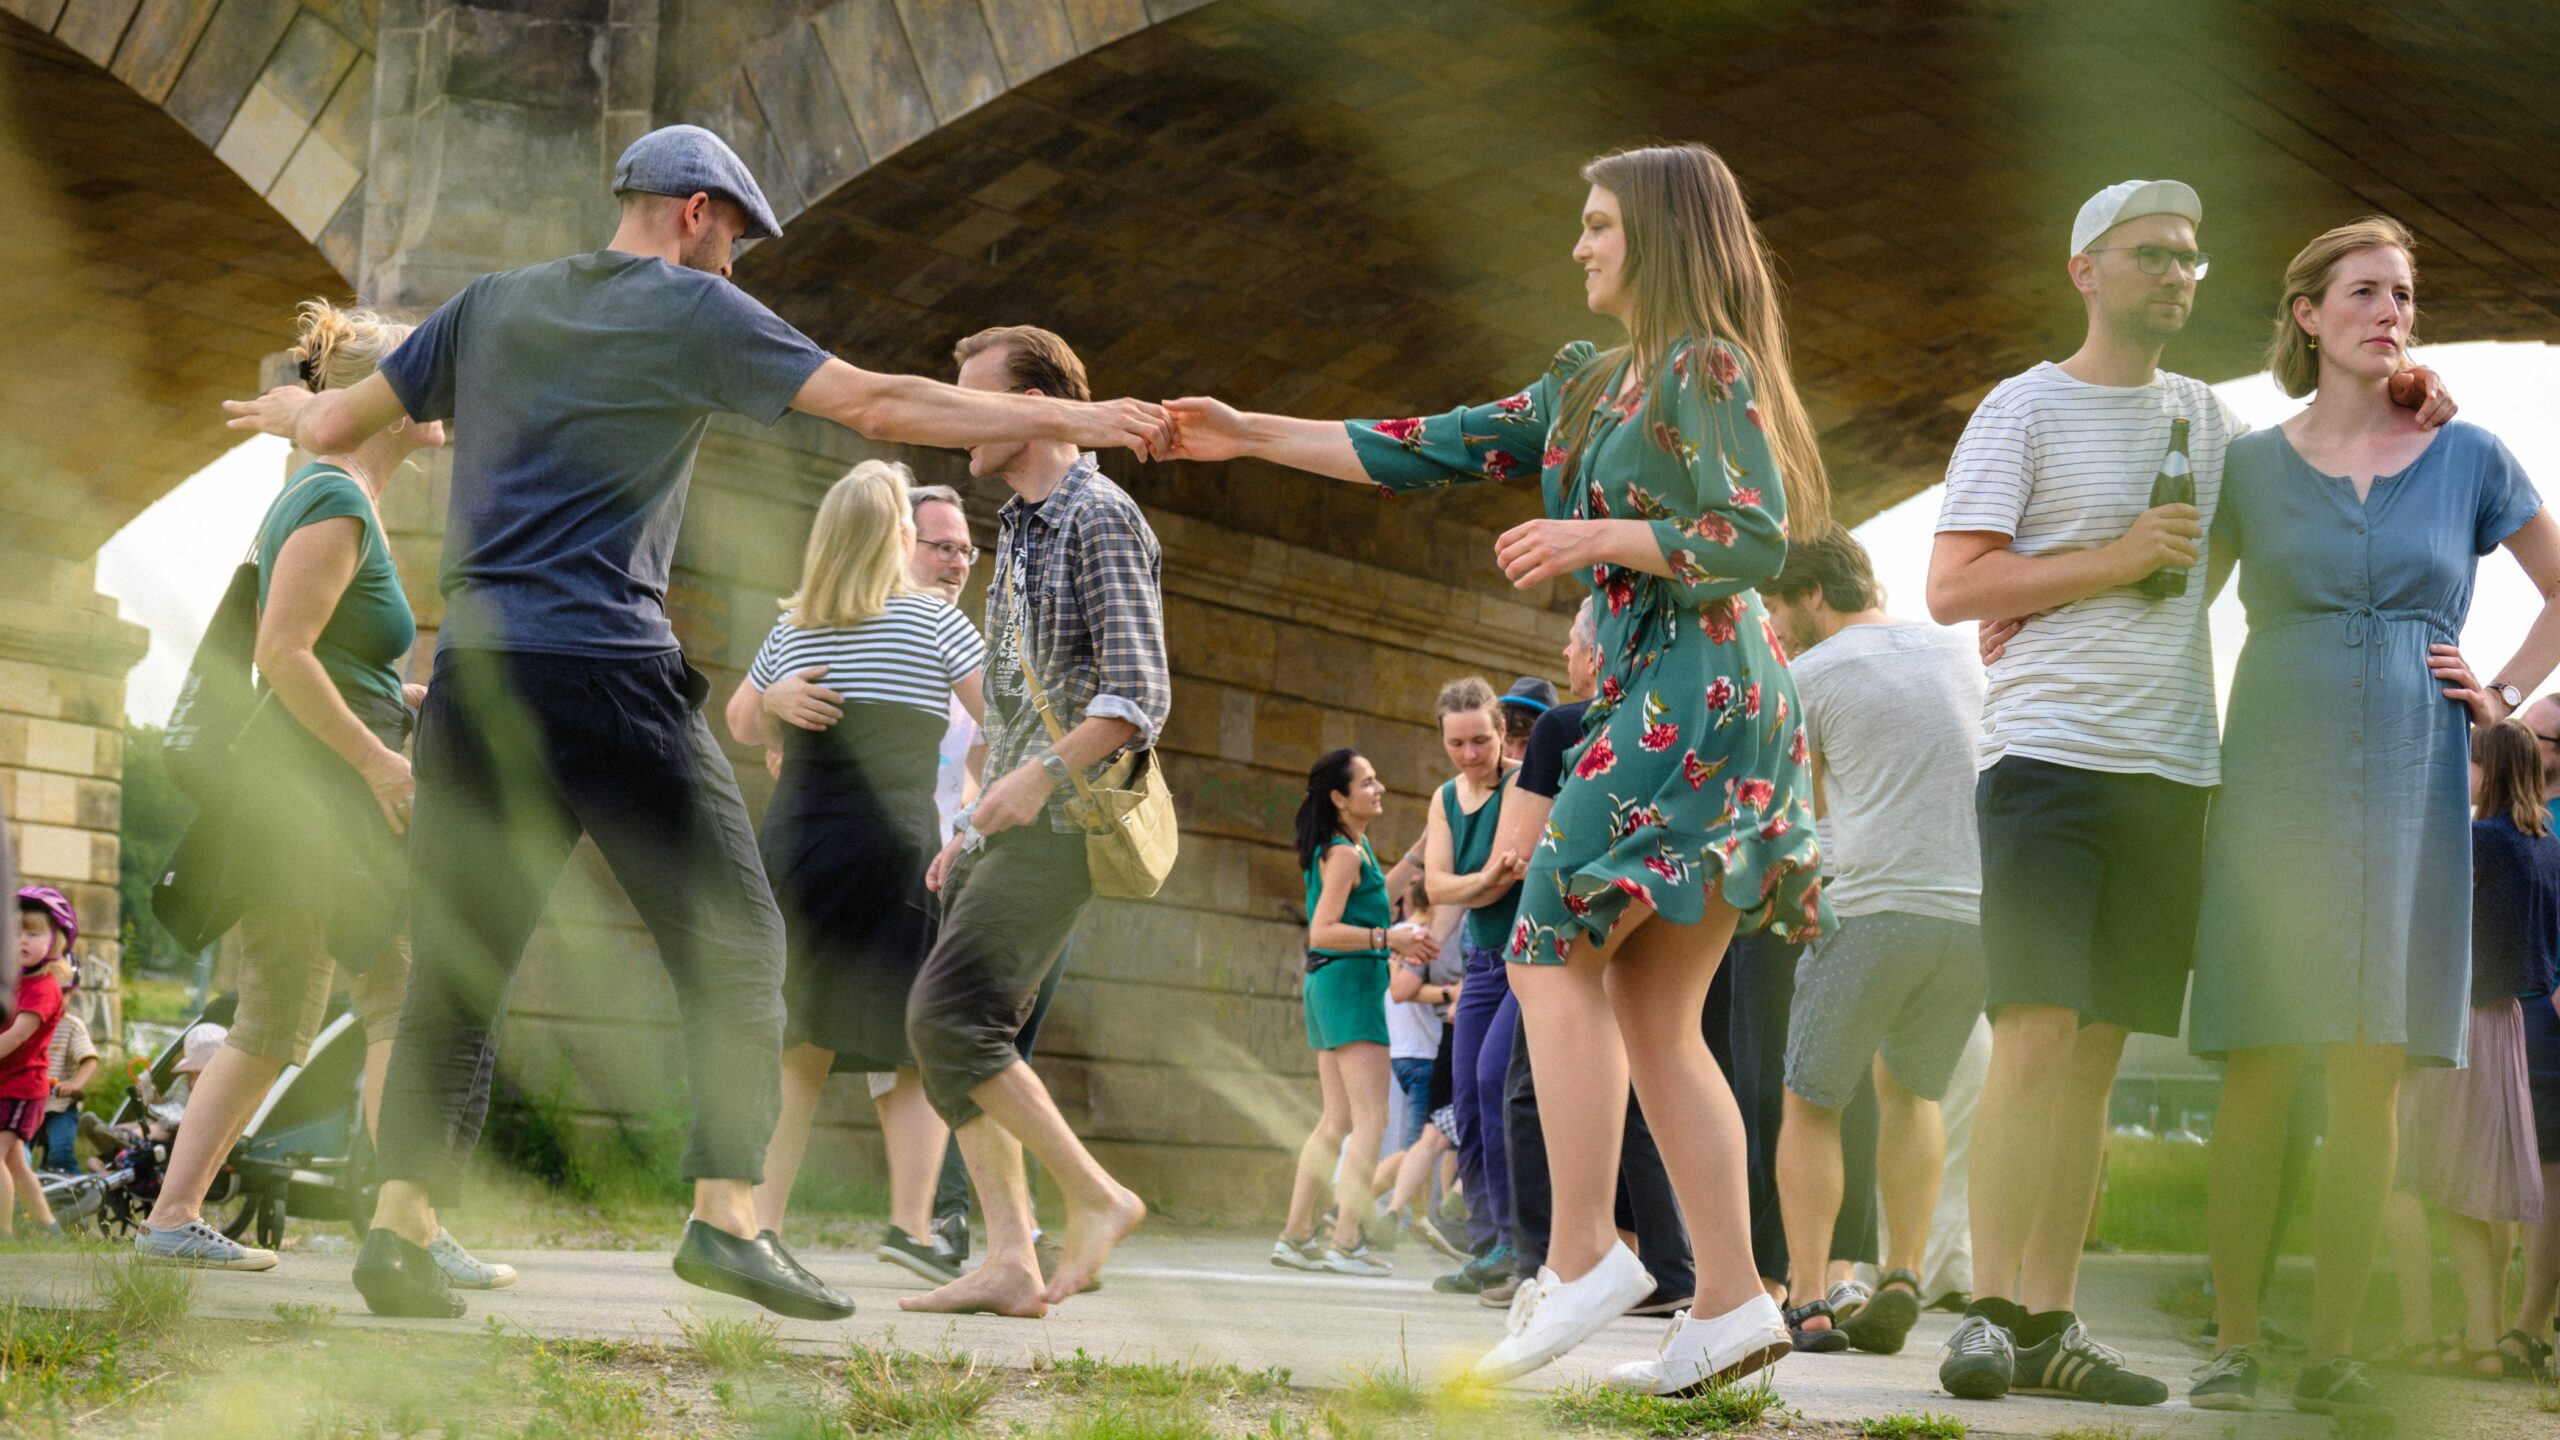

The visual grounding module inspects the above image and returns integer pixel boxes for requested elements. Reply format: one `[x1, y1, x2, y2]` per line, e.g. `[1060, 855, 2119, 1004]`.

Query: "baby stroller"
[44, 995, 377, 1249]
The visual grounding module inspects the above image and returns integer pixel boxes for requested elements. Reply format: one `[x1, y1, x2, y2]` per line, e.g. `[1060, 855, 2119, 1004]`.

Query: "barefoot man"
[903, 326, 1168, 1314]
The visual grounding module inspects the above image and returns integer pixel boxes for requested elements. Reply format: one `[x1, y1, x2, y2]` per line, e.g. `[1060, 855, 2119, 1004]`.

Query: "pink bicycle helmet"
[15, 885, 77, 953]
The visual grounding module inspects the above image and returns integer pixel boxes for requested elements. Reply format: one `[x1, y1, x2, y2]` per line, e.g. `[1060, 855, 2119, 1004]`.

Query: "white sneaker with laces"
[133, 1218, 279, 1271]
[1472, 1240, 1654, 1383]
[428, 1229, 516, 1289]
[1605, 1292, 1791, 1397]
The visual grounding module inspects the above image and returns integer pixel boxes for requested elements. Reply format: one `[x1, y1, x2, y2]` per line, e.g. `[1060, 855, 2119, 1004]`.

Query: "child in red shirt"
[5, 886, 75, 1238]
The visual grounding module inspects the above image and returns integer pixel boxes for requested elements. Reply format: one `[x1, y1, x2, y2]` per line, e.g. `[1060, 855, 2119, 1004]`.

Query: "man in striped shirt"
[1926, 181, 2451, 1408]
[902, 326, 1169, 1318]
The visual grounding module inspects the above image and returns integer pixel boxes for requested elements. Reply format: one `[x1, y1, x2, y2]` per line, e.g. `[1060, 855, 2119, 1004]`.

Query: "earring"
[2306, 337, 2318, 350]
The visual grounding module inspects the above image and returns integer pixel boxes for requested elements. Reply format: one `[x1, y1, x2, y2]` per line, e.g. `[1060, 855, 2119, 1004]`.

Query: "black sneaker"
[931, 1211, 970, 1265]
[2189, 1346, 2260, 1411]
[352, 1228, 466, 1319]
[1939, 1312, 2016, 1400]
[2013, 1317, 2167, 1406]
[876, 1225, 960, 1285]
[1630, 1284, 1691, 1317]
[2291, 1358, 2383, 1414]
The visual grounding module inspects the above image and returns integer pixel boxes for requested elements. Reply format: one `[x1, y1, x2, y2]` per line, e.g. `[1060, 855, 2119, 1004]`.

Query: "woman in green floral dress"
[1170, 143, 1832, 1395]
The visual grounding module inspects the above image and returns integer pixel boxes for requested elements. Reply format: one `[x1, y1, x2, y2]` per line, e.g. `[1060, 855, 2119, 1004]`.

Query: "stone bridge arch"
[7, 0, 2560, 1208]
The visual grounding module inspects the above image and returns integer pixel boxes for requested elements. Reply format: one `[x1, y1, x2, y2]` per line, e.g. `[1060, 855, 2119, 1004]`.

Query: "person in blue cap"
[225, 123, 1175, 1322]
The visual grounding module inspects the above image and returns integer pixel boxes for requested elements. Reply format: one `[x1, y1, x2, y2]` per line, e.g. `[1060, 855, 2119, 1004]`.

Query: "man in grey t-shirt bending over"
[226, 125, 1172, 1322]
[1764, 527, 1986, 1360]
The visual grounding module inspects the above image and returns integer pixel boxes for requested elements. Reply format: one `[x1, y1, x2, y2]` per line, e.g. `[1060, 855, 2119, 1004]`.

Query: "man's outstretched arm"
[789, 358, 1175, 458]
[223, 372, 414, 455]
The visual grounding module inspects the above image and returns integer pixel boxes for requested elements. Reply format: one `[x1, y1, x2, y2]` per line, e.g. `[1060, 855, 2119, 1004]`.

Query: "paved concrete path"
[5, 1237, 2535, 1437]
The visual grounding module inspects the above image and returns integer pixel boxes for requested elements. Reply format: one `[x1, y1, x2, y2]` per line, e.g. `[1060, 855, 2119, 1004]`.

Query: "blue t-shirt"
[2474, 813, 2560, 1005]
[380, 251, 831, 657]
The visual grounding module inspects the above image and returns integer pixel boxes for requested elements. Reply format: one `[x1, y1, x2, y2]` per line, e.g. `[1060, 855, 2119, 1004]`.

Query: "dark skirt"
[761, 701, 945, 1074]
[2524, 989, 2560, 1165]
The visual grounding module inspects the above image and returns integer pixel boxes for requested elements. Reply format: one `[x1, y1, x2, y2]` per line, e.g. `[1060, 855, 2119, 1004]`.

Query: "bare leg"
[752, 1044, 836, 1236]
[962, 1060, 1143, 1305]
[2, 1137, 51, 1230]
[2382, 1192, 2438, 1349]
[1966, 1005, 2079, 1304]
[900, 1114, 1048, 1317]
[1390, 1127, 1451, 1219]
[1330, 1043, 1391, 1250]
[877, 1068, 950, 1240]
[361, 1039, 394, 1141]
[370, 1180, 440, 1245]
[2445, 1213, 2512, 1374]
[1872, 1059, 1944, 1281]
[1508, 922, 1634, 1283]
[2206, 1045, 2304, 1350]
[1777, 1091, 1844, 1324]
[1285, 1050, 1350, 1241]
[145, 1045, 288, 1228]
[2306, 1041, 2404, 1365]
[693, 1178, 760, 1238]
[1607, 903, 1760, 1318]
[2016, 1021, 2125, 1314]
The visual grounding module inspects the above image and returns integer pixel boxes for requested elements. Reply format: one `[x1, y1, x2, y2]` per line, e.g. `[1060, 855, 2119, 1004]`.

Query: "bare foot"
[899, 1254, 1049, 1317]
[1040, 1185, 1146, 1306]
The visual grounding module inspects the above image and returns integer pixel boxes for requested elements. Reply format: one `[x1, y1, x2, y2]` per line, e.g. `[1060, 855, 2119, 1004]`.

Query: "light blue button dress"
[2190, 422, 2542, 1063]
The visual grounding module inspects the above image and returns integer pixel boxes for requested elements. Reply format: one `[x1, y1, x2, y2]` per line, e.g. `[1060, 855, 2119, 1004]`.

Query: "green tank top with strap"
[1305, 834, 1391, 961]
[1443, 767, 1522, 953]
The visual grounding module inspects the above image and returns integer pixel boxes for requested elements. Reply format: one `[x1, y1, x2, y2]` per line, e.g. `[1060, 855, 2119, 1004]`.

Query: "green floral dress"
[1347, 339, 1829, 965]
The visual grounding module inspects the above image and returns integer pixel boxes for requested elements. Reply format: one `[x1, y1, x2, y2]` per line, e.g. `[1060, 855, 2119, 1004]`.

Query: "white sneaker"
[1472, 1240, 1654, 1383]
[1606, 1292, 1792, 1397]
[1320, 1240, 1392, 1277]
[133, 1218, 279, 1271]
[427, 1229, 516, 1289]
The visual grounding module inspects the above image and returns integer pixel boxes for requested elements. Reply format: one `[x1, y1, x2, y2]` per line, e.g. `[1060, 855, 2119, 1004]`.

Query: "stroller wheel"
[217, 1191, 263, 1242]
[255, 1196, 286, 1251]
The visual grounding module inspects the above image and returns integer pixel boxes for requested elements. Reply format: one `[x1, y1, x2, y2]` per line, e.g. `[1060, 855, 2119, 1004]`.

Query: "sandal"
[1785, 1298, 1850, 1353]
[1840, 1267, 1923, 1356]
[2495, 1328, 2554, 1382]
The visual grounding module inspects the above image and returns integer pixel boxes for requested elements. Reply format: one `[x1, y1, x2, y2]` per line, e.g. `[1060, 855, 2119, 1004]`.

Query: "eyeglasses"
[2533, 728, 2560, 747]
[2085, 244, 2212, 280]
[922, 541, 980, 565]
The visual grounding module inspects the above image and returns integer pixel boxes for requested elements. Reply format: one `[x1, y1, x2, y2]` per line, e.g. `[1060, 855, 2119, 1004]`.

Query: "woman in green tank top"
[1273, 748, 1437, 1279]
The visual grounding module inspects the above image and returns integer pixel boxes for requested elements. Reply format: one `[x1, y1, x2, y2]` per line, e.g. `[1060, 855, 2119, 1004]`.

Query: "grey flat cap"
[613, 124, 783, 240]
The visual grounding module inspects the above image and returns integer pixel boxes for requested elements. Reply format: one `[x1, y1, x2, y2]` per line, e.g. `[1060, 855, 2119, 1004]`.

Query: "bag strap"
[245, 465, 354, 567]
[1001, 554, 1109, 826]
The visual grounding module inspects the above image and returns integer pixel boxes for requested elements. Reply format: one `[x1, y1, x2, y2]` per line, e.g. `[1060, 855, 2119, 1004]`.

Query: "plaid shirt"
[984, 454, 1171, 831]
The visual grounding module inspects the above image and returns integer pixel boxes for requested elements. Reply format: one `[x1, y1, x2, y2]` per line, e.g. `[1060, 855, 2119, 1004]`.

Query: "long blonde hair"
[783, 461, 916, 628]
[2266, 216, 2417, 399]
[1559, 144, 1830, 536]
[2475, 718, 2553, 837]
[291, 300, 415, 391]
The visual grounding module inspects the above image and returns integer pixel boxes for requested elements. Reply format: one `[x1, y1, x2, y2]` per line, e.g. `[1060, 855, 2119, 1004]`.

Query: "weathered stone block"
[261, 8, 362, 119]
[444, 6, 603, 105]
[15, 820, 92, 883]
[163, 0, 299, 144]
[891, 0, 1004, 122]
[110, 0, 218, 103]
[812, 0, 937, 163]
[53, 0, 139, 66]
[269, 125, 365, 239]
[1061, 0, 1147, 51]
[978, 0, 1075, 87]
[743, 20, 868, 212]
[215, 80, 311, 192]
[21, 717, 98, 776]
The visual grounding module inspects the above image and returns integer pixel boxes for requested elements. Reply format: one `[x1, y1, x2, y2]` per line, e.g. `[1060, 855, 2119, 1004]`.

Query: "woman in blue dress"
[2190, 217, 2560, 1413]
[1170, 144, 1830, 1395]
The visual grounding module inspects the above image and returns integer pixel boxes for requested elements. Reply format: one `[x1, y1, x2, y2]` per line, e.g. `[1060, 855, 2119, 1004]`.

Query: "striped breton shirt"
[747, 592, 985, 717]
[1938, 361, 2243, 789]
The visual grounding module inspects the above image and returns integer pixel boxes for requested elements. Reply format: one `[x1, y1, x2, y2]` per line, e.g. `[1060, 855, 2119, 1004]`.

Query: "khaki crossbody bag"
[1003, 568, 1178, 900]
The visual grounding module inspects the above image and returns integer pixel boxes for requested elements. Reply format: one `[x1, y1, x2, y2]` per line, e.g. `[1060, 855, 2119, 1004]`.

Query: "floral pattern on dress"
[1346, 338, 1830, 964]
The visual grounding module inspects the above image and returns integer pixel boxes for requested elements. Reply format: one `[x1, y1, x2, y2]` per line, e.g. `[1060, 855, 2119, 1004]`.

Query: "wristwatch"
[1039, 752, 1073, 788]
[2493, 680, 2524, 714]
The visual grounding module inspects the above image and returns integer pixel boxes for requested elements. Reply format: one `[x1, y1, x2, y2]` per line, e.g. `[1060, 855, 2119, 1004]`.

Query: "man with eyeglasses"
[1926, 181, 2456, 1408]
[2523, 695, 2560, 825]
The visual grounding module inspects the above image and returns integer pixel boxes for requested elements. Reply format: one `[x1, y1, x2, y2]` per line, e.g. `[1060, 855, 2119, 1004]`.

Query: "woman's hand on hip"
[2430, 642, 2509, 726]
[360, 747, 415, 835]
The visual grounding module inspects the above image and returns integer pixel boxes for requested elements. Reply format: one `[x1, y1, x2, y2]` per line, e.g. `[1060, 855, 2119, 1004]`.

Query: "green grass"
[672, 1309, 783, 1372]
[89, 1254, 194, 1336]
[270, 1300, 337, 1333]
[120, 974, 196, 1025]
[2043, 1426, 2136, 1440]
[1855, 1413, 1963, 1440]
[1029, 1347, 1292, 1403]
[842, 1338, 1000, 1433]
[1544, 1379, 1783, 1435]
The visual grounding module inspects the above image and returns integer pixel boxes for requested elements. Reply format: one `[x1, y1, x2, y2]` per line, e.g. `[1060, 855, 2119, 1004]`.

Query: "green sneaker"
[2188, 1346, 2260, 1411]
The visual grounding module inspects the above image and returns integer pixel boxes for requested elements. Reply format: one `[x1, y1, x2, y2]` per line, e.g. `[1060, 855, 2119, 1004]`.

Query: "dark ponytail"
[1296, 748, 1362, 872]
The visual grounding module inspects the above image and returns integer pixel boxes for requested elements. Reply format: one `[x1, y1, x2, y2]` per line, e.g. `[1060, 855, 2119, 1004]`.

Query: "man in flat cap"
[226, 124, 1174, 1322]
